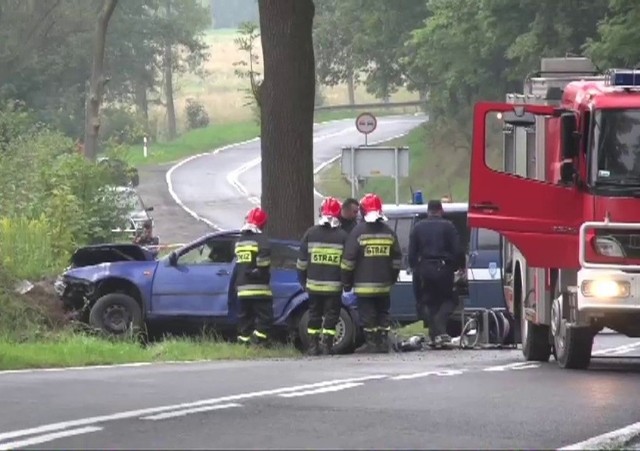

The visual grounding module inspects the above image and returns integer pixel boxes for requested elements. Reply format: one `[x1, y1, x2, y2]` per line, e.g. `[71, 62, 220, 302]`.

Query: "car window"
[271, 242, 299, 270]
[179, 238, 236, 265]
[477, 228, 500, 251]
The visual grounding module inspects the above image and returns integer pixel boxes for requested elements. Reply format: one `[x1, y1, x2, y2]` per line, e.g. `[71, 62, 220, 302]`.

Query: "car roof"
[383, 202, 468, 218]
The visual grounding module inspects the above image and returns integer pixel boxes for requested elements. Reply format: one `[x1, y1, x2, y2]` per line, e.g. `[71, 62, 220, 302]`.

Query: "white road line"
[140, 403, 242, 421]
[0, 375, 386, 441]
[390, 369, 465, 381]
[483, 362, 541, 372]
[0, 426, 103, 451]
[0, 362, 152, 376]
[593, 341, 640, 356]
[558, 421, 640, 450]
[279, 382, 363, 398]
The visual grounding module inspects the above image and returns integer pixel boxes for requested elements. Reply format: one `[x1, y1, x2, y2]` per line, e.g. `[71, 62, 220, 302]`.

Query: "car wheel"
[89, 293, 143, 337]
[297, 307, 356, 354]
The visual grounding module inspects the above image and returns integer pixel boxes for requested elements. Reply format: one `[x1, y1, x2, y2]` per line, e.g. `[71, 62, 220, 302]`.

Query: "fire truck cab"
[468, 57, 640, 369]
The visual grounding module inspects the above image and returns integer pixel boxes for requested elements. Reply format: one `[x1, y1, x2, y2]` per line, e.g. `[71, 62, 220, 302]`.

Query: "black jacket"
[233, 230, 272, 298]
[341, 220, 402, 296]
[297, 224, 348, 294]
[408, 216, 462, 270]
[340, 217, 357, 234]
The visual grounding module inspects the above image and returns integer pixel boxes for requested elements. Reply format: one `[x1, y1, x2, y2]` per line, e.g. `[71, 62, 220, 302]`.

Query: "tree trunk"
[346, 71, 355, 105]
[258, 0, 315, 239]
[83, 0, 118, 161]
[134, 76, 149, 132]
[164, 0, 177, 140]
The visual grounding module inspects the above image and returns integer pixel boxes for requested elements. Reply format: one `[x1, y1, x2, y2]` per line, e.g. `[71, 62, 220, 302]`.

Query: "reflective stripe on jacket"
[234, 230, 272, 298]
[297, 224, 348, 294]
[341, 221, 402, 296]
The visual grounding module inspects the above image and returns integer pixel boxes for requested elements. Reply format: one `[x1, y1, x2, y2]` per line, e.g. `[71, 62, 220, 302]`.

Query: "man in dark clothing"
[408, 199, 462, 348]
[341, 193, 402, 354]
[233, 207, 273, 346]
[339, 198, 359, 234]
[297, 197, 348, 356]
[133, 220, 159, 247]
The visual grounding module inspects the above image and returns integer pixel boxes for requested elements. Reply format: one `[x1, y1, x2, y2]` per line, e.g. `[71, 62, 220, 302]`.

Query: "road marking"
[558, 421, 640, 450]
[0, 375, 387, 441]
[483, 362, 541, 372]
[140, 403, 242, 421]
[390, 369, 465, 380]
[0, 426, 102, 451]
[593, 341, 640, 356]
[0, 362, 152, 376]
[279, 382, 363, 398]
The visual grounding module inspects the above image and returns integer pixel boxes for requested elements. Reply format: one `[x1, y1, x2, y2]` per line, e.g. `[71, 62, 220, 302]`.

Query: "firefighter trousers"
[307, 293, 342, 336]
[357, 295, 391, 333]
[419, 260, 455, 339]
[237, 297, 273, 343]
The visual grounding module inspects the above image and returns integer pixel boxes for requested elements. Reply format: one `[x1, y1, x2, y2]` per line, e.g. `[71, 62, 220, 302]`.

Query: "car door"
[389, 215, 418, 321]
[469, 102, 583, 268]
[269, 241, 305, 322]
[467, 228, 506, 310]
[150, 236, 236, 317]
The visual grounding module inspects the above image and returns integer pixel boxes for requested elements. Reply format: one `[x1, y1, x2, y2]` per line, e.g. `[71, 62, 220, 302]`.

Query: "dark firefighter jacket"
[408, 216, 462, 270]
[233, 230, 272, 298]
[341, 221, 402, 296]
[297, 224, 349, 294]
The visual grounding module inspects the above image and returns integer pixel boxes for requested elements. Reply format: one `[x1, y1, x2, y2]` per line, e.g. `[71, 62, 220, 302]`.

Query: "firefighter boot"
[355, 330, 377, 354]
[375, 329, 391, 354]
[321, 334, 335, 355]
[307, 334, 321, 356]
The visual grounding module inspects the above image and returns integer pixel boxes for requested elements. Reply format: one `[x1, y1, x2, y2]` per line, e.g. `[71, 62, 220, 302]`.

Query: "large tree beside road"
[258, 0, 316, 239]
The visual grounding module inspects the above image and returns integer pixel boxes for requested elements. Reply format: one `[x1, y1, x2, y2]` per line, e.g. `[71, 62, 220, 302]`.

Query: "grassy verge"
[123, 107, 417, 167]
[315, 123, 470, 203]
[0, 332, 299, 371]
[396, 321, 427, 339]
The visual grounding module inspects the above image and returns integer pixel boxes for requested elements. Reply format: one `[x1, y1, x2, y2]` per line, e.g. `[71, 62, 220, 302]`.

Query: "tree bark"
[258, 0, 315, 239]
[163, 0, 177, 140]
[346, 71, 355, 105]
[83, 0, 118, 161]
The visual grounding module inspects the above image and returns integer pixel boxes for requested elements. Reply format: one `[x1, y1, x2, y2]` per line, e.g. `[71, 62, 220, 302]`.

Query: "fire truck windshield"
[593, 108, 640, 187]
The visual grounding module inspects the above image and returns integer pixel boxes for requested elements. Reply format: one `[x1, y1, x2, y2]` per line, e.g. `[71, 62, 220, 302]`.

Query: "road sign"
[355, 112, 377, 135]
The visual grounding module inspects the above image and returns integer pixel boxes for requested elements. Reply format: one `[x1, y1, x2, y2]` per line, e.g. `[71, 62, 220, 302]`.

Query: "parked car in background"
[110, 186, 154, 235]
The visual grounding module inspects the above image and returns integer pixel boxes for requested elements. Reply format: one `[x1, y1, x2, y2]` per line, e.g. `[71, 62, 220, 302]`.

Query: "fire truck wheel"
[521, 316, 552, 362]
[551, 297, 593, 369]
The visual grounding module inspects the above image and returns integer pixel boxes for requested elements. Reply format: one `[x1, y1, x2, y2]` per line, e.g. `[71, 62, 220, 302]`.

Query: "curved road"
[2, 115, 640, 450]
[167, 115, 427, 230]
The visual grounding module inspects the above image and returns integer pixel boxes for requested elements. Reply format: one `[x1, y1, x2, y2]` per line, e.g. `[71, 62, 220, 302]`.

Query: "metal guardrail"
[313, 100, 424, 112]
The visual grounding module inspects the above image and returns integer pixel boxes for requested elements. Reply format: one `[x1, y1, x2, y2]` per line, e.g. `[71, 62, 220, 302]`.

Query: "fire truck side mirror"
[560, 161, 576, 185]
[560, 112, 579, 159]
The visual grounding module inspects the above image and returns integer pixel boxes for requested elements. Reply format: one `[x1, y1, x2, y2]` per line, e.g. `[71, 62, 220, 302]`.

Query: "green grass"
[0, 332, 300, 370]
[395, 321, 427, 339]
[123, 107, 416, 167]
[316, 124, 470, 203]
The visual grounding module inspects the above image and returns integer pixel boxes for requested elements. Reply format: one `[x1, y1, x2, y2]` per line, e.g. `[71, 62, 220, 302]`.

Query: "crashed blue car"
[56, 230, 364, 354]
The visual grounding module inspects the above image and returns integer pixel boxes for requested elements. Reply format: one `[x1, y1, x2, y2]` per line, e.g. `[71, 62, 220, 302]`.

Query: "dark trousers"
[357, 295, 391, 332]
[308, 293, 342, 335]
[419, 261, 455, 339]
[412, 272, 428, 329]
[237, 297, 273, 342]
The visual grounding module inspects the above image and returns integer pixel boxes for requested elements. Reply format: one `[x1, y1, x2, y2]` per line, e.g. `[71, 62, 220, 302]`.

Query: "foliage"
[100, 106, 147, 146]
[232, 21, 263, 121]
[184, 98, 210, 129]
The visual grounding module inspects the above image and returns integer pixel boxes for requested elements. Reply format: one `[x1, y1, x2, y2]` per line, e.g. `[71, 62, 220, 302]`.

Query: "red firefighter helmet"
[320, 197, 342, 218]
[359, 193, 385, 222]
[245, 207, 268, 229]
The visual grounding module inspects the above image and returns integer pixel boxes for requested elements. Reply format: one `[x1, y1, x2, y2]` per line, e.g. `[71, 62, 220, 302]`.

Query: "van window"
[395, 217, 413, 254]
[477, 228, 500, 250]
[443, 211, 470, 253]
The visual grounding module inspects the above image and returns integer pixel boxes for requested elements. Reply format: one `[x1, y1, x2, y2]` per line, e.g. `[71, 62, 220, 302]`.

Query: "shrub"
[185, 98, 210, 130]
[100, 106, 146, 146]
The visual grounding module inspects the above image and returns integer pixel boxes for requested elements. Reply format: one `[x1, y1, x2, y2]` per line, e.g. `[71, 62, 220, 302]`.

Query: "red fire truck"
[468, 57, 640, 369]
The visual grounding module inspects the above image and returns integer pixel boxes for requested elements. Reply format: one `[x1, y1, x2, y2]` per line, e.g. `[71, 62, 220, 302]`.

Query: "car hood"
[69, 244, 154, 268]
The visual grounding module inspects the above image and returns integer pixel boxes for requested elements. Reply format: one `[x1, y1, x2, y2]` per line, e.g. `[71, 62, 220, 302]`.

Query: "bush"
[185, 98, 210, 130]
[100, 106, 146, 146]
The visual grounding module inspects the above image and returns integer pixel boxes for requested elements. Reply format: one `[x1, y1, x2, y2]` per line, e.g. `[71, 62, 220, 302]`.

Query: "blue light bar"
[413, 190, 424, 205]
[608, 69, 640, 87]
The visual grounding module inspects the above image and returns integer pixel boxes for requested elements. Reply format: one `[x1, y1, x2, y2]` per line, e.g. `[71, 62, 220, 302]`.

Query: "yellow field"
[163, 28, 418, 128]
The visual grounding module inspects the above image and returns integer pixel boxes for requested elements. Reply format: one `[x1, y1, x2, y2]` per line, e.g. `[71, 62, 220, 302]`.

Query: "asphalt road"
[167, 115, 427, 232]
[1, 335, 640, 450]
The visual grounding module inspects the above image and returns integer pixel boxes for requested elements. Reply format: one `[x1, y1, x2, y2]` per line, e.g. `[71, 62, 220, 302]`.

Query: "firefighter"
[297, 197, 349, 356]
[341, 193, 402, 353]
[408, 199, 462, 348]
[234, 207, 273, 346]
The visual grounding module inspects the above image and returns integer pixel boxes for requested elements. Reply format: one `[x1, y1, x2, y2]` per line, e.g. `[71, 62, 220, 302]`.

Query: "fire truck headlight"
[581, 279, 630, 298]
[593, 236, 626, 258]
